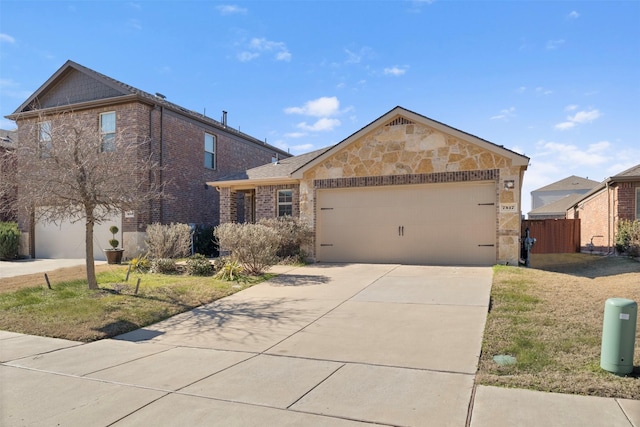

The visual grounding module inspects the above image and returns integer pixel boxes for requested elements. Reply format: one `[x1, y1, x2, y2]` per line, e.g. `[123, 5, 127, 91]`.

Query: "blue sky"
[1, 0, 639, 215]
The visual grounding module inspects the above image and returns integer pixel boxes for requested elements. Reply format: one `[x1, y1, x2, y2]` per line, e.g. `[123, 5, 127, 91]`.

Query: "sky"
[1, 0, 639, 216]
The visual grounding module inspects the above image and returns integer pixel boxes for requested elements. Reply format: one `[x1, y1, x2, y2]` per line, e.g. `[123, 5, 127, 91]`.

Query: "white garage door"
[35, 209, 122, 261]
[316, 182, 496, 265]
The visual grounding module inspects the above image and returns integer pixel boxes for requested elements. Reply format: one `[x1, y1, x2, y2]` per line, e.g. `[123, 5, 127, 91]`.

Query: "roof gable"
[11, 60, 132, 114]
[291, 106, 529, 178]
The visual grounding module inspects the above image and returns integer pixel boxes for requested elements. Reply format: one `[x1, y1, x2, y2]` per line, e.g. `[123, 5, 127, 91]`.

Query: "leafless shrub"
[258, 216, 313, 262]
[214, 222, 281, 275]
[145, 222, 191, 259]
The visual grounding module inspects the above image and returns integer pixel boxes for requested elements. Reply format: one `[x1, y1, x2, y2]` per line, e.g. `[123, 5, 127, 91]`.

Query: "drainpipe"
[607, 181, 612, 255]
[159, 106, 164, 223]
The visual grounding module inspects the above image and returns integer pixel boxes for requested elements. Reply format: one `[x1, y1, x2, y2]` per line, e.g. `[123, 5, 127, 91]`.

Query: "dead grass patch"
[477, 253, 640, 399]
[0, 266, 270, 342]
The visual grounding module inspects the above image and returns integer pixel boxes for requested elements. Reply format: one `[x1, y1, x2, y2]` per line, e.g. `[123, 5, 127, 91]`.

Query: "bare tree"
[0, 110, 163, 289]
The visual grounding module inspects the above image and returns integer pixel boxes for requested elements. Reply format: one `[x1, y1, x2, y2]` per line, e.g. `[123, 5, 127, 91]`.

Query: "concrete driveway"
[2, 263, 637, 426]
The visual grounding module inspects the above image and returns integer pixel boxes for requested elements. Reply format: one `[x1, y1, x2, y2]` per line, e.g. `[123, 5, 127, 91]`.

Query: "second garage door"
[316, 181, 497, 265]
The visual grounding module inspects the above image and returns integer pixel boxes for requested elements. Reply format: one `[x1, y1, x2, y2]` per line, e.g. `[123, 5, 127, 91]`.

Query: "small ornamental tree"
[0, 111, 163, 289]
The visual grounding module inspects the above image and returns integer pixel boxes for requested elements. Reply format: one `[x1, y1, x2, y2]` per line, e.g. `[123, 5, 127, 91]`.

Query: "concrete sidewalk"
[1, 263, 638, 426]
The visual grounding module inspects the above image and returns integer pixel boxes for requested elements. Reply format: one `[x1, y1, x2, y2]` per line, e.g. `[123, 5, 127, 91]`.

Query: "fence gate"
[521, 219, 580, 254]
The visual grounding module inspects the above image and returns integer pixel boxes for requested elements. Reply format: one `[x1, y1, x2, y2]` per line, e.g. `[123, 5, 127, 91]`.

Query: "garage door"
[316, 182, 496, 265]
[35, 209, 122, 261]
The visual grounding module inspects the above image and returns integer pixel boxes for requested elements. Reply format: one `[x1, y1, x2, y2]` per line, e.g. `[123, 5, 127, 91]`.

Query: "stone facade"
[296, 120, 524, 264]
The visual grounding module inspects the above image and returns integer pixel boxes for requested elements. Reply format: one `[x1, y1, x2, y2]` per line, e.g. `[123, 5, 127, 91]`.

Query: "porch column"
[219, 187, 237, 224]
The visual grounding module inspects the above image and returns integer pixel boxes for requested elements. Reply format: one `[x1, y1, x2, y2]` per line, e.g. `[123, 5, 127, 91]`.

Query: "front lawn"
[0, 266, 271, 342]
[477, 253, 640, 399]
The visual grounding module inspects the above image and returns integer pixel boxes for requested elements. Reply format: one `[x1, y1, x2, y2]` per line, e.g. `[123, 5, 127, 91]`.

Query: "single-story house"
[210, 106, 530, 266]
[528, 175, 599, 219]
[567, 163, 640, 253]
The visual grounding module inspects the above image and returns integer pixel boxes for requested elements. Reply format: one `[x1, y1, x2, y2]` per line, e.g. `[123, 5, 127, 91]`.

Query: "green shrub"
[258, 216, 312, 262]
[214, 222, 281, 275]
[145, 223, 191, 259]
[130, 255, 150, 273]
[616, 219, 640, 256]
[185, 253, 213, 276]
[213, 258, 245, 281]
[0, 222, 20, 260]
[150, 258, 179, 274]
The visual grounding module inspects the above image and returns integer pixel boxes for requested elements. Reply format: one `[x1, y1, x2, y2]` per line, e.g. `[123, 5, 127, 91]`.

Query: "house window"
[100, 112, 116, 152]
[204, 133, 216, 169]
[277, 189, 293, 217]
[38, 121, 52, 158]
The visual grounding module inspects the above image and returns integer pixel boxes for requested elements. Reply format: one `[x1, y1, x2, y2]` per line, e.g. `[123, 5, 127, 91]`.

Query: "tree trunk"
[85, 212, 98, 290]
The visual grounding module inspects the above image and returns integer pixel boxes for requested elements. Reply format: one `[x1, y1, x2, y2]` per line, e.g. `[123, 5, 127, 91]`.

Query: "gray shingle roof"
[217, 146, 332, 182]
[533, 175, 599, 193]
[613, 163, 640, 178]
[528, 194, 582, 216]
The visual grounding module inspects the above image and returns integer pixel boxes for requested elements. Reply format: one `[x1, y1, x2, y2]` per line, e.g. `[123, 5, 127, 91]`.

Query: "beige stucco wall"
[299, 121, 525, 265]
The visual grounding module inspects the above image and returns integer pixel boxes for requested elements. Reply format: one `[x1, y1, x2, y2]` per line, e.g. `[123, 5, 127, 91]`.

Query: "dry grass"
[477, 253, 640, 399]
[0, 265, 268, 342]
[0, 263, 119, 294]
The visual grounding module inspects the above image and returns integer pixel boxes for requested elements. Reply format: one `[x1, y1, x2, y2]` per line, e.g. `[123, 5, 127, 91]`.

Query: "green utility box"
[600, 298, 637, 375]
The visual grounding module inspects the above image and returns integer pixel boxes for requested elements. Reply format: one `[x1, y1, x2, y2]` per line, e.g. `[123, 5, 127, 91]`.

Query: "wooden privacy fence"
[521, 219, 581, 254]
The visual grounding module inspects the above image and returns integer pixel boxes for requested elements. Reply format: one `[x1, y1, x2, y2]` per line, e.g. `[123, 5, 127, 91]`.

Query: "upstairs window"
[100, 112, 116, 152]
[205, 133, 216, 169]
[38, 121, 52, 158]
[277, 189, 293, 217]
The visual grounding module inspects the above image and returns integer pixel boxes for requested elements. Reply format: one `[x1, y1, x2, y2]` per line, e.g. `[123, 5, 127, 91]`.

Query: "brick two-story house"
[5, 60, 289, 260]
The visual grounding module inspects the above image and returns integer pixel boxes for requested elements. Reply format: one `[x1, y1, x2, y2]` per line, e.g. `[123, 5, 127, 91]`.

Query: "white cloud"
[384, 66, 408, 76]
[490, 107, 516, 121]
[246, 37, 291, 62]
[297, 118, 341, 132]
[555, 108, 601, 130]
[344, 47, 374, 65]
[128, 19, 142, 30]
[546, 39, 565, 50]
[291, 143, 314, 152]
[0, 33, 15, 43]
[285, 96, 340, 117]
[564, 104, 578, 112]
[237, 51, 259, 62]
[571, 109, 601, 123]
[515, 86, 527, 94]
[535, 86, 553, 95]
[536, 140, 610, 166]
[567, 11, 580, 19]
[216, 5, 247, 15]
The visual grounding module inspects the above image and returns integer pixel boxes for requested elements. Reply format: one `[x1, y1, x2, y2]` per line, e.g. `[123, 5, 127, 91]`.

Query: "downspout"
[159, 106, 164, 223]
[607, 181, 612, 255]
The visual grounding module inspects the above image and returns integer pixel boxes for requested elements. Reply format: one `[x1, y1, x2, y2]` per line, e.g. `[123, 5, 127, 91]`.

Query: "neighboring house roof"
[210, 106, 530, 188]
[567, 163, 640, 209]
[5, 60, 289, 158]
[532, 175, 599, 193]
[528, 194, 582, 217]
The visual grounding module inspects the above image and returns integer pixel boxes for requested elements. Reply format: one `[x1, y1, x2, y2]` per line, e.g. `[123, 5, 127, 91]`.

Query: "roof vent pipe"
[222, 111, 227, 127]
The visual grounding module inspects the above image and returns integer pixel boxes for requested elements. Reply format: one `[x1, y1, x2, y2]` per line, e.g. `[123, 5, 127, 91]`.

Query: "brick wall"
[158, 109, 279, 227]
[617, 182, 639, 220]
[255, 184, 299, 221]
[571, 188, 612, 251]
